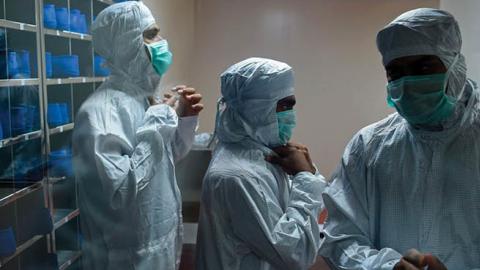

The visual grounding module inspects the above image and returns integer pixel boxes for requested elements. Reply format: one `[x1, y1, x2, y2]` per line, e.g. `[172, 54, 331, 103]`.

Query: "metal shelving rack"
[0, 0, 112, 268]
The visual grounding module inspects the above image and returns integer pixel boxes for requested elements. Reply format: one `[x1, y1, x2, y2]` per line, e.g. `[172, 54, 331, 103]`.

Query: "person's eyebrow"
[422, 57, 436, 62]
[280, 98, 296, 107]
[385, 61, 401, 70]
[143, 26, 160, 39]
[287, 99, 296, 106]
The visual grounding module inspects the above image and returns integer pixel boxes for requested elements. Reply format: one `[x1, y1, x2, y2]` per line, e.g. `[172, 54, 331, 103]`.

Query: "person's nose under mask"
[145, 39, 173, 76]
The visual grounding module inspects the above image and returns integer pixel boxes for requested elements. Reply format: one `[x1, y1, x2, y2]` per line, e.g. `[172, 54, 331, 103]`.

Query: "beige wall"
[440, 0, 480, 82]
[142, 0, 195, 90]
[189, 0, 439, 176]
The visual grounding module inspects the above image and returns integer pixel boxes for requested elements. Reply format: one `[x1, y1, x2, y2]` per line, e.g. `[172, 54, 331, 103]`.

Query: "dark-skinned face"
[276, 95, 296, 112]
[143, 24, 162, 43]
[143, 24, 163, 60]
[385, 55, 447, 83]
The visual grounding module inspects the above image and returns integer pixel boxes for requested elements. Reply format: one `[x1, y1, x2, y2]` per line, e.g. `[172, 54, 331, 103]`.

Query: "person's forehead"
[386, 55, 442, 68]
[144, 23, 160, 33]
[278, 95, 296, 104]
[143, 24, 161, 41]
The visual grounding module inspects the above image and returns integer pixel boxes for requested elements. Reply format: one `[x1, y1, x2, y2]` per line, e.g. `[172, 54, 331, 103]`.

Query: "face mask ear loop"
[144, 44, 153, 61]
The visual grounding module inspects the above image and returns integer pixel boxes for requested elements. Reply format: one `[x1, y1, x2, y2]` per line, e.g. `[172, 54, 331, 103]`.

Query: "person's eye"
[421, 65, 431, 72]
[147, 32, 157, 40]
[387, 71, 399, 81]
[143, 28, 159, 41]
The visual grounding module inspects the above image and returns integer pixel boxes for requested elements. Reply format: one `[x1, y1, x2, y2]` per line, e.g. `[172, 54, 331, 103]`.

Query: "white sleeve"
[223, 172, 326, 270]
[93, 104, 176, 210]
[319, 134, 402, 269]
[172, 115, 198, 162]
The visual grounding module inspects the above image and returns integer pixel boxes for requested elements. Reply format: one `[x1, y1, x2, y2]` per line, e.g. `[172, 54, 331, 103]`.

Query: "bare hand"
[265, 142, 315, 175]
[394, 249, 447, 270]
[147, 86, 178, 107]
[423, 254, 447, 270]
[175, 85, 204, 117]
[151, 85, 204, 117]
[148, 95, 162, 106]
[393, 258, 423, 270]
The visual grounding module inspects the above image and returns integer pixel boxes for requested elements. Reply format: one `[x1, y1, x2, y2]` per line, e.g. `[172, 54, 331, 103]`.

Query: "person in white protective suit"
[72, 2, 203, 269]
[195, 57, 327, 270]
[320, 8, 480, 270]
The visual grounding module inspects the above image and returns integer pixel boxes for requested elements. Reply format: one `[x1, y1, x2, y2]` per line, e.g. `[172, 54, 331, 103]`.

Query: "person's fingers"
[178, 87, 196, 96]
[297, 148, 308, 154]
[185, 93, 201, 99]
[287, 142, 301, 148]
[303, 145, 310, 153]
[191, 103, 204, 112]
[163, 93, 173, 101]
[172, 85, 186, 91]
[288, 142, 307, 150]
[271, 146, 293, 156]
[298, 146, 308, 153]
[288, 143, 310, 155]
[402, 259, 422, 270]
[403, 249, 427, 267]
[424, 254, 447, 270]
[165, 97, 177, 106]
[393, 261, 404, 270]
[394, 259, 423, 270]
[185, 94, 203, 103]
[265, 154, 283, 165]
[290, 146, 306, 155]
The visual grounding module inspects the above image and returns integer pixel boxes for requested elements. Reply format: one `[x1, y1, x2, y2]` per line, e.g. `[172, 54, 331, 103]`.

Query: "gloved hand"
[265, 142, 316, 175]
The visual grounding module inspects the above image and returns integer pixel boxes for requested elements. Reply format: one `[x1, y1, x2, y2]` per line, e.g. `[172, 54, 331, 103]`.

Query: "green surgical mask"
[277, 109, 296, 145]
[386, 73, 456, 125]
[146, 39, 173, 75]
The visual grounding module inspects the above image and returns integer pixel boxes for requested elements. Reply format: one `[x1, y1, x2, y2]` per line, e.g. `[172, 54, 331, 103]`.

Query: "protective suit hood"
[320, 9, 480, 268]
[92, 1, 160, 97]
[216, 57, 294, 148]
[376, 8, 467, 101]
[197, 58, 325, 268]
